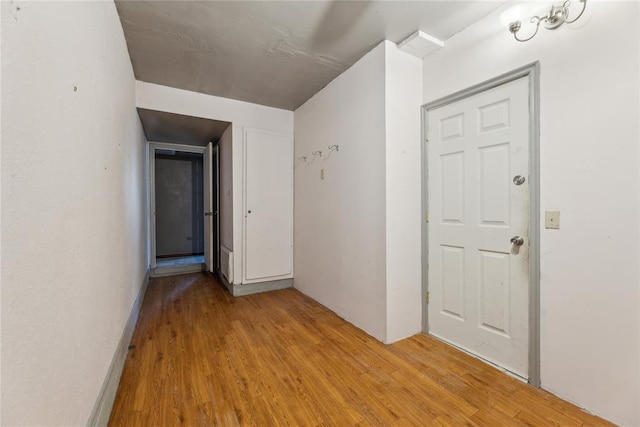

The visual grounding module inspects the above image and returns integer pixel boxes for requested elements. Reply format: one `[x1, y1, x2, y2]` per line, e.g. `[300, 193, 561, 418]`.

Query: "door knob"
[513, 175, 526, 185]
[510, 236, 525, 246]
[204, 212, 213, 217]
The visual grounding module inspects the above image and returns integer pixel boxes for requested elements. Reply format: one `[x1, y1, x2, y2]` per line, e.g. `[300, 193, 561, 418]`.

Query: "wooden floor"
[109, 273, 610, 426]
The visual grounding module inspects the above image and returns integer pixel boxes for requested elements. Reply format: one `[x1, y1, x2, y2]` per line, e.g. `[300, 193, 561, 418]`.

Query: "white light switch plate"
[545, 211, 560, 229]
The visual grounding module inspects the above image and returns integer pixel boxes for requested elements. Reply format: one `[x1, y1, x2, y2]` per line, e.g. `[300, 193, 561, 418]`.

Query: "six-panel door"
[427, 77, 530, 378]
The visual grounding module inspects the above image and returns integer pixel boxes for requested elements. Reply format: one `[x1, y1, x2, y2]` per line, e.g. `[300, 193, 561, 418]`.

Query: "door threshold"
[151, 263, 205, 278]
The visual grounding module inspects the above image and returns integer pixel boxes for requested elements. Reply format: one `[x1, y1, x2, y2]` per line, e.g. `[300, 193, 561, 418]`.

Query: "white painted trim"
[218, 271, 234, 294]
[233, 278, 293, 297]
[220, 245, 234, 284]
[86, 271, 150, 427]
[148, 141, 206, 154]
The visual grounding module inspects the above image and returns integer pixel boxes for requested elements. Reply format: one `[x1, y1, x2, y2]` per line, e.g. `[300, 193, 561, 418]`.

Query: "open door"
[213, 144, 220, 271]
[203, 142, 219, 273]
[203, 142, 213, 272]
[149, 141, 210, 276]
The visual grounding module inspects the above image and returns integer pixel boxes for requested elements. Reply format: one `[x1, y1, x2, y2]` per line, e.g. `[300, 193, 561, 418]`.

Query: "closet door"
[243, 128, 293, 283]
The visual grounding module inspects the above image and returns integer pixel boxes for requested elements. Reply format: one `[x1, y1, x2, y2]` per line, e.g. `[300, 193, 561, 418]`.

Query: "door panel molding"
[421, 62, 540, 387]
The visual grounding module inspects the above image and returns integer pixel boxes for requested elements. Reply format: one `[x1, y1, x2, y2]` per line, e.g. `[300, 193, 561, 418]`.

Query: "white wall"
[384, 41, 423, 343]
[422, 2, 640, 425]
[294, 41, 423, 343]
[219, 124, 233, 253]
[294, 42, 388, 341]
[1, 2, 148, 425]
[136, 82, 294, 284]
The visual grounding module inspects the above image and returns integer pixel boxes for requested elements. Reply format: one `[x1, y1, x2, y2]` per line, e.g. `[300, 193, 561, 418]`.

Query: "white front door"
[427, 77, 530, 378]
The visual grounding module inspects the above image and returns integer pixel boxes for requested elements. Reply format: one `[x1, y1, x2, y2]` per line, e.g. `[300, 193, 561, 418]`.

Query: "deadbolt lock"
[513, 175, 526, 185]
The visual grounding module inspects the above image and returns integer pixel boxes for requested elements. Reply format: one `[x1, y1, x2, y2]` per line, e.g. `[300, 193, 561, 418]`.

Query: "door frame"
[421, 62, 541, 386]
[147, 141, 219, 272]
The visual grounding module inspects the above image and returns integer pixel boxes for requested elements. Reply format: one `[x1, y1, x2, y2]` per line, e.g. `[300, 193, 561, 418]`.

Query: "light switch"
[545, 211, 560, 229]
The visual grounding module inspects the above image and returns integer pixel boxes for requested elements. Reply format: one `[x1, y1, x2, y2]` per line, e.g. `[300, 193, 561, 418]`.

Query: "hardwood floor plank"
[109, 273, 612, 426]
[469, 408, 528, 427]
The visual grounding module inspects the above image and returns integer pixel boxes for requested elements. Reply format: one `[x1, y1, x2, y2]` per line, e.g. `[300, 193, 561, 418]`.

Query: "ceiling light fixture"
[500, 0, 587, 42]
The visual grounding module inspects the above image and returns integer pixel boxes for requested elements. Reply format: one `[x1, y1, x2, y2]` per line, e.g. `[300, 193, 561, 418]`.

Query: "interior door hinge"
[425, 130, 429, 142]
[425, 211, 429, 223]
[426, 292, 430, 304]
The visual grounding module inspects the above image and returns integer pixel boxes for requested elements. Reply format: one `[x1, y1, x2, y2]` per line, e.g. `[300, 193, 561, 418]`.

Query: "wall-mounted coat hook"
[324, 145, 340, 160]
[312, 150, 322, 158]
[297, 156, 307, 162]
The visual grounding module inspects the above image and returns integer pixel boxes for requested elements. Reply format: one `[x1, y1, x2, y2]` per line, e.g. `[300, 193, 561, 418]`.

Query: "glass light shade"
[499, 4, 532, 28]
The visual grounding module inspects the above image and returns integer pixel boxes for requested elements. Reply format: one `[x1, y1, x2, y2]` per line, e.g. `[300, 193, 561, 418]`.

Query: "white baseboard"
[86, 270, 150, 427]
[217, 272, 293, 297]
[232, 278, 293, 296]
[218, 270, 234, 294]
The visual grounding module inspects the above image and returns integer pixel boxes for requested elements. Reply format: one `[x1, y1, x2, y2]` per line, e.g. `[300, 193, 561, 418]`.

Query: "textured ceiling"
[117, 1, 505, 111]
[138, 108, 230, 146]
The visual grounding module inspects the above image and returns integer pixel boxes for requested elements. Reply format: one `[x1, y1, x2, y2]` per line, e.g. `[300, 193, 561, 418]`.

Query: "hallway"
[109, 273, 609, 426]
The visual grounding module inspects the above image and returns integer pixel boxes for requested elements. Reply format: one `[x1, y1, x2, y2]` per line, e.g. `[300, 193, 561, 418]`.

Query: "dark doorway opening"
[155, 150, 205, 268]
